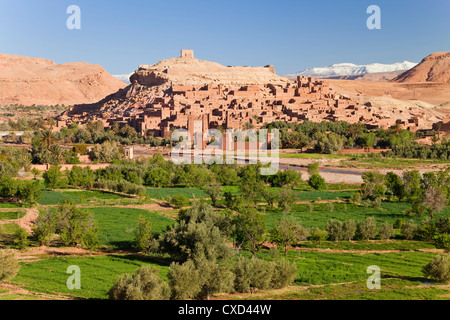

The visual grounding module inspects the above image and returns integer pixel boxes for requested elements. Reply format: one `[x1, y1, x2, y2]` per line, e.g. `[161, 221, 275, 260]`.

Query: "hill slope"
[393, 52, 450, 83]
[0, 53, 126, 106]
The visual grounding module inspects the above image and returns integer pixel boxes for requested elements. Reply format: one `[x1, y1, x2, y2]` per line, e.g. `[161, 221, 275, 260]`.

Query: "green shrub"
[350, 192, 361, 204]
[270, 259, 298, 289]
[270, 216, 308, 255]
[436, 218, 450, 234]
[434, 233, 450, 252]
[169, 194, 190, 209]
[356, 217, 378, 240]
[422, 255, 450, 283]
[394, 218, 406, 229]
[308, 227, 328, 244]
[342, 220, 356, 241]
[417, 220, 438, 241]
[326, 219, 344, 241]
[268, 246, 280, 260]
[168, 260, 201, 300]
[379, 222, 395, 240]
[133, 215, 158, 254]
[108, 266, 170, 300]
[233, 256, 296, 293]
[327, 202, 334, 212]
[308, 173, 326, 191]
[401, 220, 419, 240]
[277, 187, 295, 212]
[14, 227, 30, 249]
[0, 250, 20, 282]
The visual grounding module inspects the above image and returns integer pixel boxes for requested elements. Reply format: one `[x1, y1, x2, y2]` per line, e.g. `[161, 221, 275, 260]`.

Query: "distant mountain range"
[290, 61, 418, 77]
[113, 73, 133, 84]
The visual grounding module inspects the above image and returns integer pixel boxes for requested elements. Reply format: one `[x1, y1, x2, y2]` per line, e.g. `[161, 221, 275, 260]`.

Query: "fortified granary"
[58, 50, 425, 136]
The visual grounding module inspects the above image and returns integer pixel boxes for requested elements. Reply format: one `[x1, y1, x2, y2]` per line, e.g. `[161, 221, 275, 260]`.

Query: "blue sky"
[1, 0, 449, 75]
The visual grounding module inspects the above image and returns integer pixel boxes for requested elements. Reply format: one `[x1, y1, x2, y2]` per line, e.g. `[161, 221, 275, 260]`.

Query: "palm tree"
[39, 130, 57, 149]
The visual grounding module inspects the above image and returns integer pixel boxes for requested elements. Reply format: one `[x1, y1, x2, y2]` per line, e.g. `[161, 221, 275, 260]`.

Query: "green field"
[38, 190, 126, 205]
[339, 157, 449, 169]
[11, 249, 447, 300]
[146, 187, 209, 200]
[89, 207, 175, 249]
[12, 255, 170, 300]
[0, 211, 25, 220]
[0, 203, 27, 209]
[263, 201, 450, 230]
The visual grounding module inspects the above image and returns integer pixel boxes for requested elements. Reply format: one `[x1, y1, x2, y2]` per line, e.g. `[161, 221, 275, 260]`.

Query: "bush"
[277, 187, 295, 212]
[417, 220, 438, 241]
[169, 194, 190, 209]
[342, 220, 356, 241]
[379, 222, 395, 240]
[159, 202, 233, 262]
[350, 192, 362, 204]
[168, 260, 201, 300]
[270, 216, 308, 255]
[34, 202, 99, 249]
[394, 218, 406, 229]
[33, 209, 59, 246]
[434, 233, 450, 252]
[193, 254, 235, 300]
[327, 202, 334, 212]
[0, 250, 20, 282]
[356, 217, 378, 240]
[326, 219, 344, 241]
[401, 220, 419, 240]
[308, 227, 328, 244]
[233, 256, 296, 293]
[14, 227, 30, 250]
[308, 173, 326, 191]
[134, 215, 158, 254]
[270, 259, 298, 289]
[108, 266, 170, 300]
[372, 197, 382, 209]
[58, 203, 99, 249]
[436, 218, 450, 234]
[43, 165, 68, 189]
[422, 255, 450, 283]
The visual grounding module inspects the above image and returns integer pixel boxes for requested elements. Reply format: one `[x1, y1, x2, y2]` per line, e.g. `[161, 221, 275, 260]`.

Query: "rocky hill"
[393, 52, 450, 83]
[130, 50, 288, 87]
[0, 53, 126, 106]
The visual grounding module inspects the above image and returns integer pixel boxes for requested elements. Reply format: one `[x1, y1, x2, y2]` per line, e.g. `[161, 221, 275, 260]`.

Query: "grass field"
[11, 248, 447, 300]
[263, 201, 450, 230]
[0, 203, 27, 209]
[339, 157, 449, 169]
[3, 184, 449, 301]
[12, 255, 170, 300]
[146, 187, 209, 200]
[38, 190, 126, 205]
[88, 207, 175, 249]
[298, 240, 436, 251]
[0, 211, 25, 220]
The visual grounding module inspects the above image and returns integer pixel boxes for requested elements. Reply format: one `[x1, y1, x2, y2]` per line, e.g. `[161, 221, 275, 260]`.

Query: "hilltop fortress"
[58, 50, 432, 137]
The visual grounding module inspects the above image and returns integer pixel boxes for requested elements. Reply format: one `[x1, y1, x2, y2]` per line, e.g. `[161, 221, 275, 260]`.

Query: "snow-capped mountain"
[113, 73, 133, 84]
[291, 61, 417, 77]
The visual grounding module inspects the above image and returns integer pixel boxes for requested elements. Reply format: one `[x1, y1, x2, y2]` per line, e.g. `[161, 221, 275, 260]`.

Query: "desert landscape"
[0, 1, 449, 309]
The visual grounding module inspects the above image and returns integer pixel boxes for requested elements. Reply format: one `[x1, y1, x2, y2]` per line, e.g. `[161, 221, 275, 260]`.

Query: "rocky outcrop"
[0, 53, 126, 106]
[129, 52, 287, 87]
[393, 52, 450, 83]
